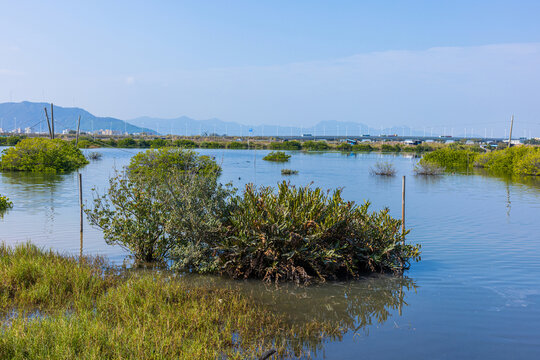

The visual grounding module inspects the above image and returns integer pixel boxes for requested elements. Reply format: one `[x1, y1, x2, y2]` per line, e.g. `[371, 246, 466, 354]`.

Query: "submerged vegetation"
[370, 162, 397, 176]
[413, 162, 445, 175]
[87, 148, 420, 282]
[0, 138, 88, 173]
[87, 151, 102, 160]
[263, 151, 291, 162]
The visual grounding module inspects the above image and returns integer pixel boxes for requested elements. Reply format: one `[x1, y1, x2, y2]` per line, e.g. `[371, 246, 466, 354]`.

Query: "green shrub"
[137, 139, 151, 148]
[352, 143, 373, 152]
[6, 136, 24, 146]
[475, 146, 540, 175]
[117, 138, 137, 148]
[174, 139, 197, 148]
[421, 147, 479, 171]
[381, 144, 401, 152]
[269, 140, 302, 150]
[216, 182, 420, 283]
[227, 141, 248, 149]
[128, 147, 221, 179]
[0, 194, 13, 212]
[150, 138, 168, 148]
[0, 138, 88, 173]
[263, 151, 291, 162]
[302, 140, 330, 151]
[200, 141, 225, 149]
[514, 149, 540, 176]
[76, 139, 94, 148]
[337, 143, 352, 151]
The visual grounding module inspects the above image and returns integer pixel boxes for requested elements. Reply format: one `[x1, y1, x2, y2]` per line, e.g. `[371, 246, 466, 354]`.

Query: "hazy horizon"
[1, 1, 539, 137]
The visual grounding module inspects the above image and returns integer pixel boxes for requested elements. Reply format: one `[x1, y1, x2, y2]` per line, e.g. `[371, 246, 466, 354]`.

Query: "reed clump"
[413, 162, 444, 175]
[263, 151, 291, 162]
[370, 162, 397, 176]
[87, 151, 102, 160]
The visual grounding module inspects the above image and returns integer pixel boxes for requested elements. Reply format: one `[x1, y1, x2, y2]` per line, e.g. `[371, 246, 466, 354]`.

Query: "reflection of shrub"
[413, 162, 444, 175]
[263, 151, 291, 162]
[217, 182, 420, 283]
[0, 138, 88, 173]
[0, 194, 13, 211]
[281, 168, 298, 175]
[370, 162, 396, 176]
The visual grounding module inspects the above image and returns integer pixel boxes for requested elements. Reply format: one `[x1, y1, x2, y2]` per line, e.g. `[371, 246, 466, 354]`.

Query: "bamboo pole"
[401, 175, 406, 240]
[50, 103, 55, 139]
[76, 115, 81, 146]
[43, 107, 52, 139]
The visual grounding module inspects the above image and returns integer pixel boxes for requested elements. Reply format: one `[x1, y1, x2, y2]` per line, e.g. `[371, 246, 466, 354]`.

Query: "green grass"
[0, 243, 341, 359]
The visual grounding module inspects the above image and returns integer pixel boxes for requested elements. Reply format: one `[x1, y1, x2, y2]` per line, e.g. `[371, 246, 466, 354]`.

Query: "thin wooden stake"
[51, 103, 55, 139]
[76, 115, 81, 146]
[401, 175, 406, 240]
[44, 107, 52, 139]
[508, 114, 514, 148]
[78, 173, 83, 233]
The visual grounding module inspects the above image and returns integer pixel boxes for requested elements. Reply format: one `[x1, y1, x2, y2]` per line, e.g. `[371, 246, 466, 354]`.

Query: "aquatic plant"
[281, 168, 298, 175]
[263, 151, 291, 162]
[413, 162, 444, 175]
[370, 162, 396, 176]
[0, 194, 13, 212]
[87, 151, 102, 161]
[0, 138, 88, 173]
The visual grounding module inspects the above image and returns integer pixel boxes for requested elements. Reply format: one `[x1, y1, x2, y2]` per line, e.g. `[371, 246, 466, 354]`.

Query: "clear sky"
[1, 0, 540, 136]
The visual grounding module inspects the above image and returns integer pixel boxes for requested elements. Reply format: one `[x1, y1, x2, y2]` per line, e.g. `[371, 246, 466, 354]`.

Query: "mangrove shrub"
[263, 151, 291, 162]
[0, 138, 88, 172]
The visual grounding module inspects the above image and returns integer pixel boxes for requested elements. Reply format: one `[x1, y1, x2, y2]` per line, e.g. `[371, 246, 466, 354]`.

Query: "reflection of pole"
[401, 176, 406, 239]
[78, 173, 83, 233]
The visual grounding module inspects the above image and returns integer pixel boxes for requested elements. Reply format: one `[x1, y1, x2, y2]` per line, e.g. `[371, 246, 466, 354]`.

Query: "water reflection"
[179, 274, 416, 357]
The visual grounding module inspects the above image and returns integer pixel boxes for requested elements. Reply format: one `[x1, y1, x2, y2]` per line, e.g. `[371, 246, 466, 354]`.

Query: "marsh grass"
[0, 243, 345, 359]
[370, 162, 397, 176]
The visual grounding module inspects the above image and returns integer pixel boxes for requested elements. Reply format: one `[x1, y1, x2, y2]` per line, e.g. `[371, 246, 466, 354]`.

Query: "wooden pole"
[43, 107, 52, 139]
[508, 114, 514, 148]
[50, 103, 55, 139]
[78, 173, 83, 233]
[76, 115, 81, 146]
[401, 175, 406, 240]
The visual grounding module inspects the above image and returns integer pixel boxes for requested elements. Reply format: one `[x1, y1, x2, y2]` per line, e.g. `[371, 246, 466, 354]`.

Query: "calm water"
[1, 147, 540, 359]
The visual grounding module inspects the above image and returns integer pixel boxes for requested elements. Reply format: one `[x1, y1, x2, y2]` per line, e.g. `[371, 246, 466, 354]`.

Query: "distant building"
[25, 127, 32, 134]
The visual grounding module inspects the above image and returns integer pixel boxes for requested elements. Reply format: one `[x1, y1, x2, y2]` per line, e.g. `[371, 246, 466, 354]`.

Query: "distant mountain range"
[0, 102, 155, 135]
[1, 101, 433, 137]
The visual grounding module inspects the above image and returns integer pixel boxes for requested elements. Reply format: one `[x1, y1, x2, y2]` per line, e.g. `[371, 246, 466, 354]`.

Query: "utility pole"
[508, 114, 514, 148]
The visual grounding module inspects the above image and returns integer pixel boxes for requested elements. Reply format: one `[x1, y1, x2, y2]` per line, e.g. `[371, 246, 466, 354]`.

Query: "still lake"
[1, 147, 540, 359]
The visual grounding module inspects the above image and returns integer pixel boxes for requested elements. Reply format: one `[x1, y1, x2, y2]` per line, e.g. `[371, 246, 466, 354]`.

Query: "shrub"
[137, 139, 151, 148]
[421, 147, 479, 171]
[281, 168, 298, 175]
[0, 194, 13, 212]
[370, 162, 396, 176]
[352, 143, 373, 152]
[128, 147, 221, 179]
[270, 140, 302, 150]
[6, 136, 24, 146]
[337, 143, 352, 151]
[413, 162, 444, 175]
[216, 182, 420, 283]
[381, 144, 401, 152]
[263, 151, 291, 162]
[200, 141, 225, 149]
[302, 140, 330, 151]
[77, 139, 94, 148]
[0, 138, 88, 173]
[227, 141, 248, 149]
[87, 151, 103, 161]
[174, 139, 197, 148]
[514, 149, 540, 176]
[117, 138, 137, 148]
[150, 138, 168, 148]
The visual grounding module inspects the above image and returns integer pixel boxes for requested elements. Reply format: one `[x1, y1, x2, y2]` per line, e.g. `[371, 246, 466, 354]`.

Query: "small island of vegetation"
[0, 194, 12, 212]
[263, 151, 291, 162]
[0, 138, 88, 173]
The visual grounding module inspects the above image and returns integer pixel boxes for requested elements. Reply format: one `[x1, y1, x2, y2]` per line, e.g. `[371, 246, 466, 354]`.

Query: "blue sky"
[1, 0, 540, 136]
